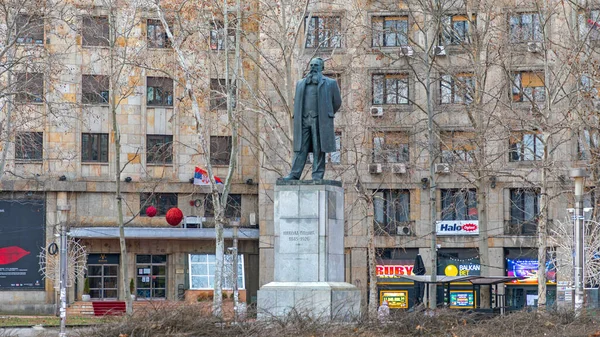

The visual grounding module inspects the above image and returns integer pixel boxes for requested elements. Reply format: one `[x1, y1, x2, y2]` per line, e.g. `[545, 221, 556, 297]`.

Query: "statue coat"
[292, 76, 342, 153]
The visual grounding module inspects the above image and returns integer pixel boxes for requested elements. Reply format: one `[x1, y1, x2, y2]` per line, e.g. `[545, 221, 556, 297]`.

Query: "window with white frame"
[189, 254, 245, 290]
[372, 16, 408, 47]
[511, 71, 545, 103]
[509, 13, 542, 43]
[440, 73, 474, 104]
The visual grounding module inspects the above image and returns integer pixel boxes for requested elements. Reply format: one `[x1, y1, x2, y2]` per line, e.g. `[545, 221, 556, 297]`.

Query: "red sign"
[462, 223, 478, 232]
[376, 265, 414, 278]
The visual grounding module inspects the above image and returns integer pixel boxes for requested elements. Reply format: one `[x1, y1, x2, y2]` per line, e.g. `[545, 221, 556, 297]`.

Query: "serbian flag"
[194, 167, 223, 185]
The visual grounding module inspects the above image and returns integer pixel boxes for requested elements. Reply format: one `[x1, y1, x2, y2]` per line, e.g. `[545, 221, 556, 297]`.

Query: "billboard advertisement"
[0, 199, 45, 290]
[380, 290, 408, 309]
[506, 258, 556, 284]
[450, 290, 475, 309]
[436, 220, 479, 235]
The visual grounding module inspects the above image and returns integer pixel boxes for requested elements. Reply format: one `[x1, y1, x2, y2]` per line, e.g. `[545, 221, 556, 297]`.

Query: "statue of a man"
[282, 58, 342, 180]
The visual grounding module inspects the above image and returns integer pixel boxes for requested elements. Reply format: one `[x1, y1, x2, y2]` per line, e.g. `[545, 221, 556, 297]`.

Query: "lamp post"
[570, 168, 588, 313]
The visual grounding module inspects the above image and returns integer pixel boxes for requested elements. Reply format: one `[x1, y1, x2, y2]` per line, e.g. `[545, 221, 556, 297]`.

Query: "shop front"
[436, 249, 480, 309]
[87, 254, 120, 300]
[376, 248, 418, 309]
[505, 249, 557, 309]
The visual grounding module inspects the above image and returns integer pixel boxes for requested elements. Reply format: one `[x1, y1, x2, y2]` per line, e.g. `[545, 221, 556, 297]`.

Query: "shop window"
[578, 10, 600, 41]
[210, 135, 232, 165]
[511, 71, 545, 103]
[305, 16, 342, 49]
[210, 79, 236, 110]
[373, 189, 410, 235]
[16, 15, 44, 44]
[82, 75, 109, 104]
[81, 133, 108, 162]
[189, 254, 244, 289]
[140, 193, 178, 216]
[509, 13, 542, 43]
[204, 194, 241, 219]
[87, 264, 118, 299]
[441, 15, 475, 45]
[441, 189, 477, 220]
[15, 132, 43, 161]
[136, 255, 167, 298]
[508, 188, 539, 235]
[440, 131, 476, 163]
[16, 72, 43, 103]
[372, 16, 408, 47]
[146, 77, 173, 106]
[372, 73, 409, 105]
[578, 129, 599, 160]
[146, 134, 173, 164]
[440, 73, 474, 104]
[372, 131, 409, 163]
[82, 16, 109, 47]
[210, 20, 235, 50]
[147, 19, 171, 48]
[509, 131, 543, 162]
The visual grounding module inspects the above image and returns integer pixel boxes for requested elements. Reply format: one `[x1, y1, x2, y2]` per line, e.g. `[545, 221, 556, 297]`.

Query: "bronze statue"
[282, 58, 342, 180]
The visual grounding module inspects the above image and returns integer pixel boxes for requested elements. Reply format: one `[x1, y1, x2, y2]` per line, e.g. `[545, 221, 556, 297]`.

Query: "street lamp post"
[570, 168, 588, 313]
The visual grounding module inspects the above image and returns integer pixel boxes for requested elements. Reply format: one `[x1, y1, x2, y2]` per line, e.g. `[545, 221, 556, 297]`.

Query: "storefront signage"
[380, 290, 408, 309]
[376, 264, 414, 278]
[450, 290, 475, 308]
[0, 200, 45, 290]
[88, 254, 120, 265]
[506, 259, 556, 284]
[436, 221, 479, 235]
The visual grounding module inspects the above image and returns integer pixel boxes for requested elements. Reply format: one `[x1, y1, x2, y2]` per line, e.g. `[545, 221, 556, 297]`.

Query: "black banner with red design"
[0, 199, 45, 290]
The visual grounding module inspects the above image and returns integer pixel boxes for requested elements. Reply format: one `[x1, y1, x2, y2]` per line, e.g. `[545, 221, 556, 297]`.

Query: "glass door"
[136, 255, 167, 299]
[87, 264, 118, 299]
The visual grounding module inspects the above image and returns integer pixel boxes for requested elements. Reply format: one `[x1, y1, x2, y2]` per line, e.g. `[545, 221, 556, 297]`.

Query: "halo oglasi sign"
[436, 220, 479, 235]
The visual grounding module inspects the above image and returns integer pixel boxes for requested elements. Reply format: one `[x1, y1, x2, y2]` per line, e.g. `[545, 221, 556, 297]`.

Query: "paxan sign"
[376, 265, 414, 278]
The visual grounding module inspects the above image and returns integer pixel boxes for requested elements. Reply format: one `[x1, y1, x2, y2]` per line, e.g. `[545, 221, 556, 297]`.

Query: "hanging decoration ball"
[146, 206, 157, 218]
[166, 207, 184, 226]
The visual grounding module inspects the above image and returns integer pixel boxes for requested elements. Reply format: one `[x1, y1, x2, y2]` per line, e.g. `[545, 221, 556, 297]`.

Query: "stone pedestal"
[257, 180, 360, 320]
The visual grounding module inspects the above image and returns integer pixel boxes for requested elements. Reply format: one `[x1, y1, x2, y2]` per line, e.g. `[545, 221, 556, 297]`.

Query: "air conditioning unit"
[434, 163, 450, 174]
[369, 163, 383, 174]
[249, 212, 257, 226]
[396, 223, 412, 235]
[527, 42, 542, 53]
[391, 163, 407, 174]
[370, 106, 384, 117]
[434, 45, 446, 56]
[400, 46, 414, 56]
[184, 216, 203, 228]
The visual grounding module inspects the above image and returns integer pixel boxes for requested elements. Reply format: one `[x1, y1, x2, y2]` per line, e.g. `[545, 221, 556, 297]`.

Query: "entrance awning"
[398, 275, 520, 285]
[69, 227, 259, 240]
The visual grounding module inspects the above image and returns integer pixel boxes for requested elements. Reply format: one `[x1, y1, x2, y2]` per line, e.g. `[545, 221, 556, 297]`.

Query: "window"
[16, 73, 43, 103]
[147, 19, 170, 48]
[82, 133, 108, 162]
[509, 13, 542, 43]
[441, 131, 476, 163]
[140, 193, 178, 216]
[441, 15, 474, 45]
[372, 16, 408, 47]
[210, 20, 235, 50]
[82, 16, 109, 47]
[441, 73, 474, 104]
[509, 131, 543, 161]
[136, 255, 166, 298]
[146, 77, 173, 106]
[305, 16, 342, 49]
[204, 194, 241, 219]
[578, 129, 599, 160]
[511, 71, 545, 103]
[87, 264, 118, 299]
[372, 131, 409, 163]
[373, 190, 410, 235]
[146, 135, 173, 164]
[441, 189, 477, 220]
[82, 75, 109, 104]
[15, 132, 43, 161]
[189, 254, 245, 290]
[210, 79, 236, 110]
[509, 189, 539, 235]
[372, 74, 409, 105]
[210, 136, 232, 165]
[578, 10, 600, 41]
[16, 15, 44, 44]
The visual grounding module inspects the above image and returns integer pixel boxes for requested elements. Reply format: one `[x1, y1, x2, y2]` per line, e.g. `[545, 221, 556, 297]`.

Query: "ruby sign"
[376, 265, 414, 278]
[436, 220, 479, 235]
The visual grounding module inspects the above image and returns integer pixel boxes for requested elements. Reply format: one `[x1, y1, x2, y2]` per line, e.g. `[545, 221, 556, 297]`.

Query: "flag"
[194, 167, 223, 185]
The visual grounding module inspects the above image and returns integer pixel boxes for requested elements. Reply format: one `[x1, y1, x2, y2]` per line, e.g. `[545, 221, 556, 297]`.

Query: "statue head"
[308, 58, 324, 75]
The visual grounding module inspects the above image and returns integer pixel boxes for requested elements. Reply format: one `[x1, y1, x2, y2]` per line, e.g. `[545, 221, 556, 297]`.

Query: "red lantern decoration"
[146, 206, 157, 218]
[166, 207, 183, 226]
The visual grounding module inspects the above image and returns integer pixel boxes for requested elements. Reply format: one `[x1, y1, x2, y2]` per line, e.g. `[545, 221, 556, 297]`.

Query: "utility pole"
[232, 221, 239, 321]
[57, 192, 70, 337]
[570, 168, 588, 314]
